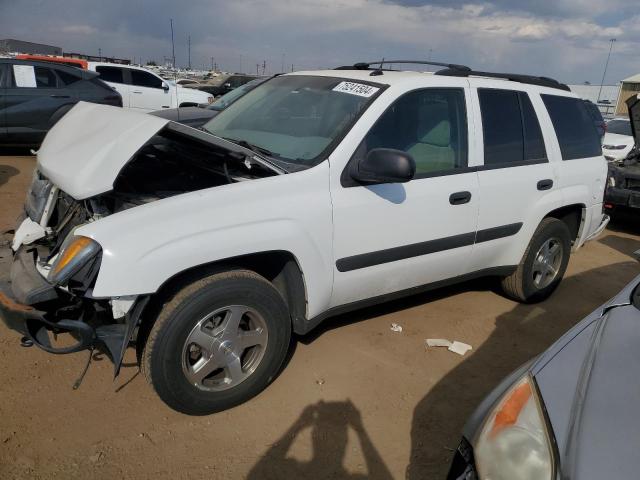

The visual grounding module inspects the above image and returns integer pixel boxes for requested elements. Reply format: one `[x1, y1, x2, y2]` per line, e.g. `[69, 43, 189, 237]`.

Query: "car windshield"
[207, 79, 264, 111]
[202, 75, 383, 168]
[607, 119, 632, 136]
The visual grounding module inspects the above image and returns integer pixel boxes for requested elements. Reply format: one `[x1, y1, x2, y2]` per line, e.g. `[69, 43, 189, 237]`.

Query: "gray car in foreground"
[448, 272, 640, 480]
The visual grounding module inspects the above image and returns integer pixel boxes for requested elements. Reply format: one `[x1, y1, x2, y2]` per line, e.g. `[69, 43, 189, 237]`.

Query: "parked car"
[150, 77, 267, 127]
[604, 95, 640, 214]
[448, 273, 640, 480]
[87, 62, 213, 111]
[1, 61, 608, 414]
[185, 73, 261, 97]
[602, 117, 634, 161]
[175, 78, 201, 86]
[0, 58, 122, 146]
[582, 99, 606, 141]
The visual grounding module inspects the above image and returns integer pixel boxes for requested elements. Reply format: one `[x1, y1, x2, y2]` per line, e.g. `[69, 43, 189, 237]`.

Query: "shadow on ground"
[405, 261, 639, 479]
[247, 399, 393, 480]
[0, 165, 19, 189]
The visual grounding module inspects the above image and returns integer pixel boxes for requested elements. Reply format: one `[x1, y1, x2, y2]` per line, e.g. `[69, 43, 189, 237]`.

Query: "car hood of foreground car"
[37, 101, 170, 199]
[36, 101, 282, 200]
[531, 275, 640, 479]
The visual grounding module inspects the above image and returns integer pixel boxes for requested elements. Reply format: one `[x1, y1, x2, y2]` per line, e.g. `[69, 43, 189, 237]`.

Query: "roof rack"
[335, 60, 570, 91]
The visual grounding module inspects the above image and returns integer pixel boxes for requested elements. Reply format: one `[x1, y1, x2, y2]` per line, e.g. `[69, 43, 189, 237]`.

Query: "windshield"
[202, 75, 383, 167]
[607, 119, 632, 136]
[207, 78, 264, 111]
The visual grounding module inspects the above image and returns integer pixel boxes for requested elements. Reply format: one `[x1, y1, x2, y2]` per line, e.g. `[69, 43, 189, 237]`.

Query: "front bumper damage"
[0, 242, 147, 375]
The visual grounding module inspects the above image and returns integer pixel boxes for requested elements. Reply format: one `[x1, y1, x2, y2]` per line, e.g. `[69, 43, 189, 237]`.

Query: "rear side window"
[542, 95, 602, 160]
[96, 66, 124, 84]
[130, 70, 163, 89]
[479, 89, 547, 165]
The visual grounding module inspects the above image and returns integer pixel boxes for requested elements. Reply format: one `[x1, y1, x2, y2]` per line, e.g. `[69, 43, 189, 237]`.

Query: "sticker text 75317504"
[332, 81, 379, 98]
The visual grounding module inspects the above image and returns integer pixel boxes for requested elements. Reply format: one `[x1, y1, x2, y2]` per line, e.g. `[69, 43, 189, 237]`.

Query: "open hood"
[626, 94, 640, 149]
[37, 102, 283, 201]
[37, 102, 170, 200]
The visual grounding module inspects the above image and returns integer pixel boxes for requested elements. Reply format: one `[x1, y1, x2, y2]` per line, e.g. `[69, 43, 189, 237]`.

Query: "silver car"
[448, 272, 640, 480]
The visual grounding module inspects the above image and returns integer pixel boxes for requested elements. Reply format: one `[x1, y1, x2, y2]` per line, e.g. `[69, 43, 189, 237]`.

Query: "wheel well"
[544, 204, 584, 244]
[135, 251, 307, 358]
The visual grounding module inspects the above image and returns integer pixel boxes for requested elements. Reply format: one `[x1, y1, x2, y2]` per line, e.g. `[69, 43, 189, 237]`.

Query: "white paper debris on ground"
[426, 338, 452, 348]
[390, 323, 403, 333]
[448, 341, 473, 356]
[426, 338, 473, 356]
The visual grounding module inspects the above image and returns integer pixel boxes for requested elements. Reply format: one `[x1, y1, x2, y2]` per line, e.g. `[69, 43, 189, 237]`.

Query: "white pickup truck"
[0, 61, 608, 414]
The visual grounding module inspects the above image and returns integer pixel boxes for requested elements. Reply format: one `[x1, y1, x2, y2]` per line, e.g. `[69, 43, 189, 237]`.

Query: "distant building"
[615, 74, 640, 117]
[0, 38, 62, 56]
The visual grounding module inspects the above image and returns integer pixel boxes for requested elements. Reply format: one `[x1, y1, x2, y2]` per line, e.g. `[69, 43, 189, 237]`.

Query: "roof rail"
[335, 60, 569, 91]
[435, 67, 570, 91]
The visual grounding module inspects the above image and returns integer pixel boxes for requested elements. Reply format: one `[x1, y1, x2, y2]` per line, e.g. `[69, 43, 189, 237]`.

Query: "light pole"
[597, 38, 616, 103]
[170, 19, 176, 69]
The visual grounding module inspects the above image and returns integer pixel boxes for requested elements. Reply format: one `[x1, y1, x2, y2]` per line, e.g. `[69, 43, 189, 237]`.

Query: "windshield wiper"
[223, 137, 275, 157]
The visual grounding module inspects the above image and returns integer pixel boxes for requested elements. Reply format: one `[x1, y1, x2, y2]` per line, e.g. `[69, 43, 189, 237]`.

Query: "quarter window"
[479, 89, 547, 165]
[96, 66, 124, 84]
[541, 95, 602, 160]
[357, 88, 468, 176]
[130, 70, 163, 89]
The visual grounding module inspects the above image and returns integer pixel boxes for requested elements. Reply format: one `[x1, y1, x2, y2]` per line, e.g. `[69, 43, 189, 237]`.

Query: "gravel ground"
[1, 155, 639, 479]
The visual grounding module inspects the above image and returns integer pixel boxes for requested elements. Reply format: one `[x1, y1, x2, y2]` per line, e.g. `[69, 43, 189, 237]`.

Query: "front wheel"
[141, 270, 291, 415]
[501, 218, 571, 303]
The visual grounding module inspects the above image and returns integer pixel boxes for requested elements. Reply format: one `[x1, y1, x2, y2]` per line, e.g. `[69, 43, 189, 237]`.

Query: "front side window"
[355, 88, 468, 176]
[130, 70, 163, 89]
[541, 95, 602, 160]
[479, 89, 547, 165]
[34, 67, 57, 88]
[203, 75, 382, 168]
[96, 66, 124, 84]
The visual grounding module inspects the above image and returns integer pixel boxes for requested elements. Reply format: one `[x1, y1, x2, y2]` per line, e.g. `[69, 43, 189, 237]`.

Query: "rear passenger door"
[95, 66, 130, 107]
[128, 69, 171, 111]
[468, 85, 561, 272]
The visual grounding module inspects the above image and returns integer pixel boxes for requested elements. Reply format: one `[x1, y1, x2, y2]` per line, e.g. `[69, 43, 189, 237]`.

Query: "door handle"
[449, 191, 472, 205]
[50, 95, 70, 98]
[537, 179, 554, 191]
[132, 91, 142, 94]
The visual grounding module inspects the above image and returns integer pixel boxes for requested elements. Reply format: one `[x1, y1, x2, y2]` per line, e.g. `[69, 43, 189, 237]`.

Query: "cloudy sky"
[1, 0, 638, 83]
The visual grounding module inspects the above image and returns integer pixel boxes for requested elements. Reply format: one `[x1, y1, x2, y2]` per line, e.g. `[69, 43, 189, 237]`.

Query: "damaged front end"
[1, 102, 282, 377]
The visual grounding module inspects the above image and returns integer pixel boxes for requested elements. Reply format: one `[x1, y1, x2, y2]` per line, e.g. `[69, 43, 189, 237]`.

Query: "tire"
[501, 218, 572, 303]
[141, 270, 291, 415]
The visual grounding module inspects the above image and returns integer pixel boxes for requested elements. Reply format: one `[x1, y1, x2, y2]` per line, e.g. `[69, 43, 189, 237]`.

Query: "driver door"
[329, 86, 480, 308]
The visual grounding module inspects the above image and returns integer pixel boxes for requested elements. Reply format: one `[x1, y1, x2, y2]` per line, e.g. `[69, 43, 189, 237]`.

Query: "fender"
[76, 163, 335, 319]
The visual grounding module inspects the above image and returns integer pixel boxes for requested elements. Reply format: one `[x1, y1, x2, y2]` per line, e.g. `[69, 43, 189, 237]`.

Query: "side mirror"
[350, 148, 415, 185]
[162, 82, 170, 92]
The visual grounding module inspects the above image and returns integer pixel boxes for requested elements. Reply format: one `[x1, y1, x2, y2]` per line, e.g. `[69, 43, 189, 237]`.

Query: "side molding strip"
[336, 223, 522, 272]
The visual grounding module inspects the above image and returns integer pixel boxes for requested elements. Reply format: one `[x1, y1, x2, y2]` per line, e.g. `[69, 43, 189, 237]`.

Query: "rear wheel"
[501, 218, 571, 303]
[142, 270, 291, 415]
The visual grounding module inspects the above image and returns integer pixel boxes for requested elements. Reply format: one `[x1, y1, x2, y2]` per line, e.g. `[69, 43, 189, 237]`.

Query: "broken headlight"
[48, 235, 101, 285]
[474, 375, 555, 480]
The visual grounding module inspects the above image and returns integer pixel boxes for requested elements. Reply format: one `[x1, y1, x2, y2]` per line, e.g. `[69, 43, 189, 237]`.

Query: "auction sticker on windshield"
[333, 81, 379, 97]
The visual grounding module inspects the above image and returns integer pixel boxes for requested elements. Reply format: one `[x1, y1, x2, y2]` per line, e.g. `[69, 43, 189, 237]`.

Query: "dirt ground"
[0, 154, 639, 479]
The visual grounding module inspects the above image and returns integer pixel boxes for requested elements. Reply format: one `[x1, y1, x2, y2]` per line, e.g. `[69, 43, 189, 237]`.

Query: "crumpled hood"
[37, 101, 169, 200]
[533, 275, 640, 479]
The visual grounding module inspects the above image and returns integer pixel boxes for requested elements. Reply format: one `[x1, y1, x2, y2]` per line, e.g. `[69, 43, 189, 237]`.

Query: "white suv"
[1, 61, 608, 414]
[87, 62, 213, 112]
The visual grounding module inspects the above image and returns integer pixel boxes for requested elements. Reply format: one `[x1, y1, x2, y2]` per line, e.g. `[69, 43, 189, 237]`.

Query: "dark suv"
[0, 58, 122, 146]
